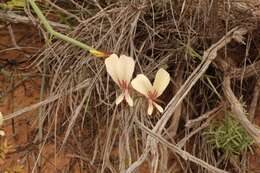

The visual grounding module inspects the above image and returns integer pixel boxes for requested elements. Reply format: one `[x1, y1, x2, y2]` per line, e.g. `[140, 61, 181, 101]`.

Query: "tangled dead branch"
[223, 76, 260, 145]
[1, 0, 260, 172]
[126, 26, 249, 173]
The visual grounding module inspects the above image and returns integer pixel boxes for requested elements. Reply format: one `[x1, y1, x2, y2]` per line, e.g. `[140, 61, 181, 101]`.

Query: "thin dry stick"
[46, 0, 82, 22]
[185, 105, 223, 128]
[126, 27, 248, 173]
[177, 110, 220, 148]
[0, 10, 69, 30]
[8, 24, 20, 49]
[3, 79, 92, 121]
[214, 55, 260, 79]
[249, 81, 260, 121]
[223, 76, 260, 145]
[101, 107, 118, 173]
[134, 120, 229, 173]
[167, 65, 184, 137]
[230, 60, 260, 79]
[156, 27, 248, 134]
[60, 85, 92, 149]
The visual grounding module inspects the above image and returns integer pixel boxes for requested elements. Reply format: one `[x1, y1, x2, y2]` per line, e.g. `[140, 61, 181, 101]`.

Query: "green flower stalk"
[27, 0, 110, 58]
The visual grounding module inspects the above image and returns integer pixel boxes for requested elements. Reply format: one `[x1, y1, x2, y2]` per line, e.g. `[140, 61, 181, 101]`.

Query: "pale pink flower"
[105, 54, 135, 106]
[131, 68, 170, 115]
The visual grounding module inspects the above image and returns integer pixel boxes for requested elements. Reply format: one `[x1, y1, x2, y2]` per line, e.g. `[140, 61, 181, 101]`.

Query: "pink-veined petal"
[118, 55, 135, 83]
[116, 93, 124, 105]
[153, 102, 164, 113]
[153, 68, 170, 97]
[105, 54, 119, 85]
[125, 92, 133, 107]
[147, 101, 154, 115]
[131, 74, 153, 97]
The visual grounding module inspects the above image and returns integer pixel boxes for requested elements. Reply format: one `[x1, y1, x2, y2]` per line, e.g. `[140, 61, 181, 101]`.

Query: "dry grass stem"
[134, 119, 229, 173]
[2, 1, 260, 172]
[0, 10, 69, 30]
[249, 81, 260, 121]
[4, 79, 92, 120]
[230, 61, 260, 79]
[127, 26, 248, 173]
[185, 105, 223, 128]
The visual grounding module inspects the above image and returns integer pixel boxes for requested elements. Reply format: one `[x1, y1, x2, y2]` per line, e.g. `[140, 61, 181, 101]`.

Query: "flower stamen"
[148, 90, 158, 100]
[118, 80, 129, 91]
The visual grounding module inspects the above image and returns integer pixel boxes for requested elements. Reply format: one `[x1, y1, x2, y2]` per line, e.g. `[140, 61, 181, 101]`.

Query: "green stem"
[27, 0, 108, 57]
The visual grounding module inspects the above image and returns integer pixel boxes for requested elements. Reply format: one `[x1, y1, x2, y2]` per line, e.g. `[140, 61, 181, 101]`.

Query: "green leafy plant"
[203, 112, 254, 155]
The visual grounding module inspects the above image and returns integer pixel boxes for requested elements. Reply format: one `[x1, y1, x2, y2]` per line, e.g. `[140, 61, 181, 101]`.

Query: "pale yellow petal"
[153, 102, 164, 113]
[125, 92, 133, 107]
[131, 74, 153, 97]
[105, 54, 119, 85]
[153, 68, 170, 97]
[147, 101, 154, 115]
[116, 93, 124, 105]
[0, 130, 5, 136]
[118, 55, 135, 83]
[0, 112, 3, 126]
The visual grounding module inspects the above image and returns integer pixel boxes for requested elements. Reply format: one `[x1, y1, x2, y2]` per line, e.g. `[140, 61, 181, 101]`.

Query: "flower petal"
[116, 93, 124, 105]
[153, 68, 170, 97]
[125, 92, 133, 107]
[105, 54, 119, 85]
[131, 74, 153, 97]
[153, 102, 164, 113]
[147, 101, 154, 115]
[0, 130, 5, 136]
[0, 112, 3, 126]
[118, 55, 135, 83]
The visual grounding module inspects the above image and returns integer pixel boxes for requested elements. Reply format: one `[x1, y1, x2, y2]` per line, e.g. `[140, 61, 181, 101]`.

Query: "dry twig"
[249, 81, 260, 121]
[223, 76, 260, 145]
[126, 26, 248, 173]
[134, 119, 229, 173]
[3, 79, 92, 120]
[0, 10, 69, 30]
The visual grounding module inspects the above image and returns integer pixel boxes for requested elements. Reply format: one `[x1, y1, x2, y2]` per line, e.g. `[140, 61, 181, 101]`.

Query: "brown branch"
[249, 81, 260, 121]
[230, 60, 260, 79]
[178, 111, 219, 148]
[185, 105, 223, 128]
[223, 76, 260, 145]
[126, 27, 249, 173]
[168, 64, 184, 137]
[0, 10, 69, 30]
[156, 27, 248, 134]
[134, 119, 229, 173]
[213, 54, 260, 79]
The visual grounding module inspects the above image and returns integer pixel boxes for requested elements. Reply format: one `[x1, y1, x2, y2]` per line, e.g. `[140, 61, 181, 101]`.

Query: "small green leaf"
[203, 111, 254, 155]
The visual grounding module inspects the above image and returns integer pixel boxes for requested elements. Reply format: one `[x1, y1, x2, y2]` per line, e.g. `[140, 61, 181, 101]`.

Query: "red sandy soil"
[0, 23, 73, 172]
